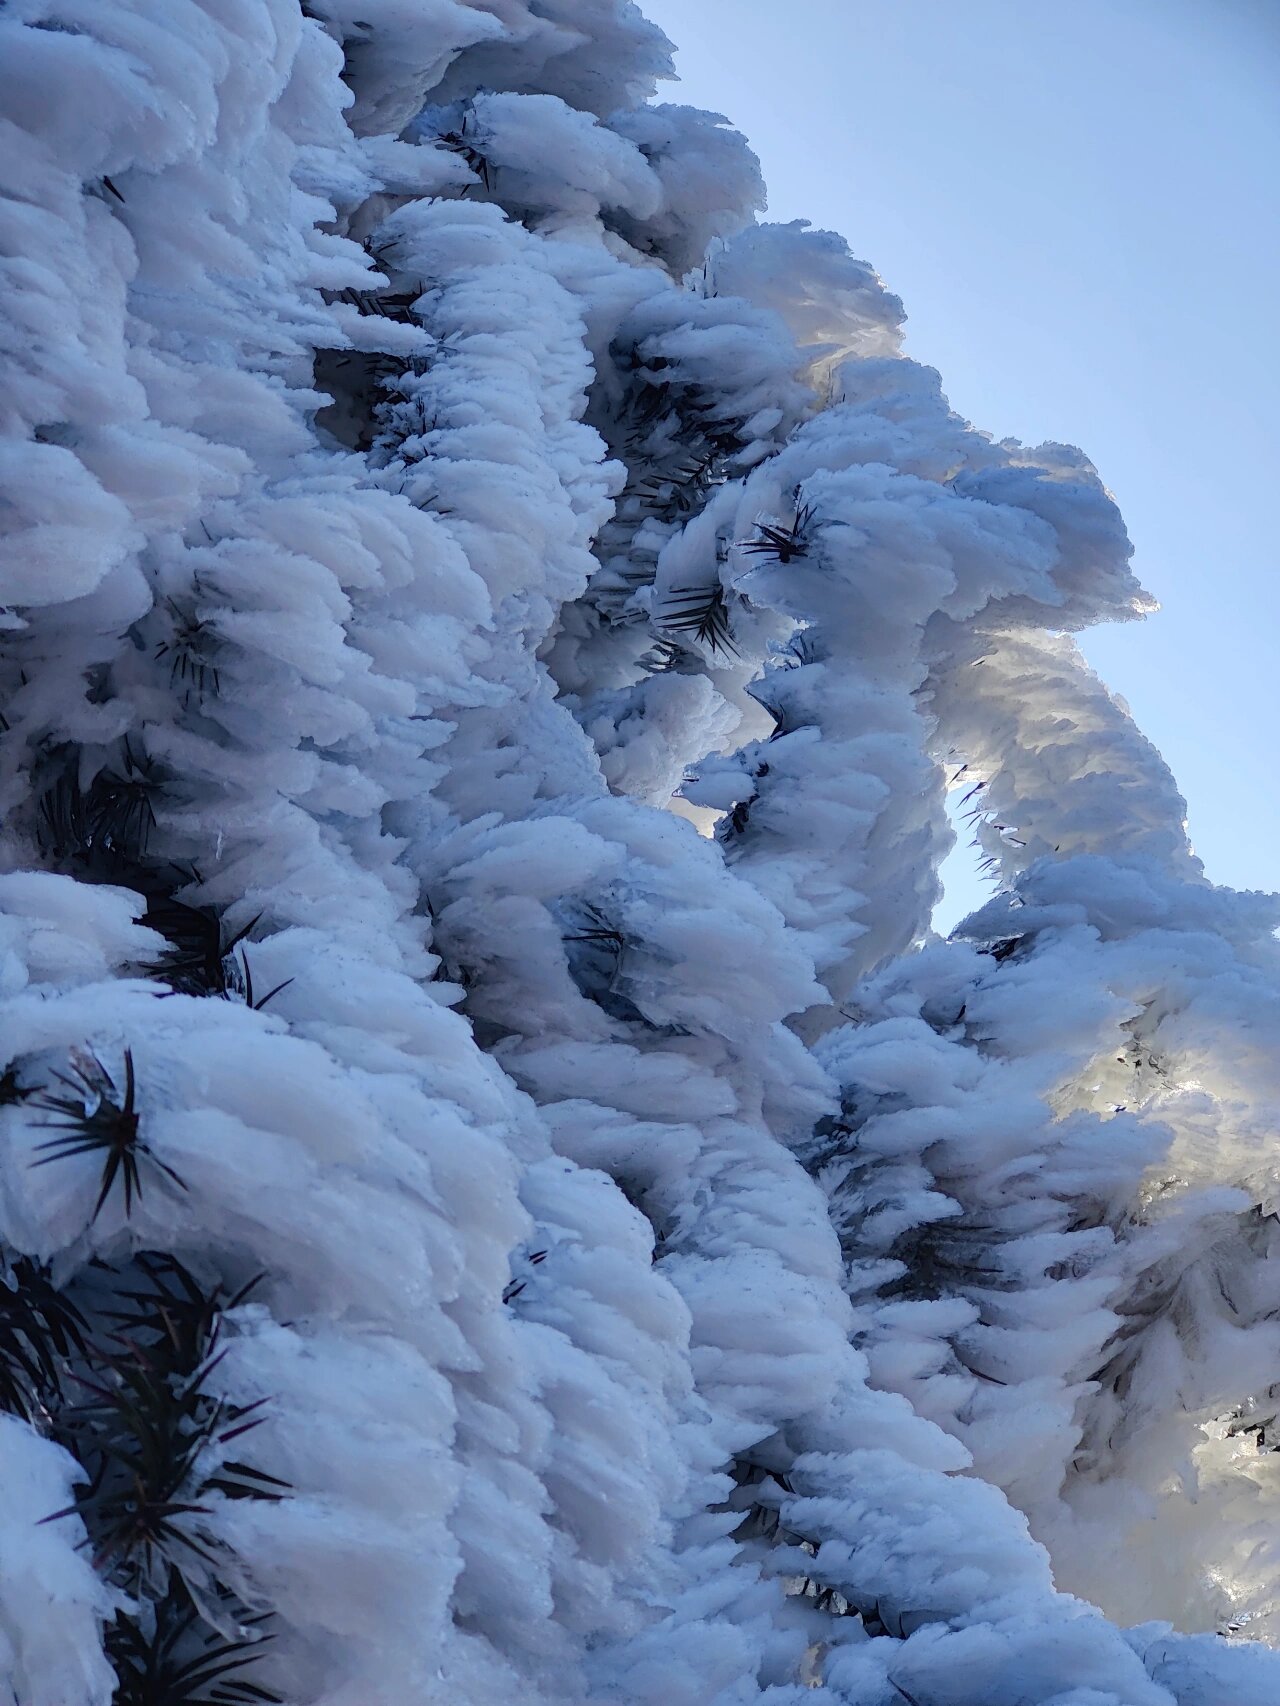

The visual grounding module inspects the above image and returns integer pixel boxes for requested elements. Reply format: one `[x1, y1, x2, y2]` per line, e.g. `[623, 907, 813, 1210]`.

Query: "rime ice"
[2, 2, 1279, 1703]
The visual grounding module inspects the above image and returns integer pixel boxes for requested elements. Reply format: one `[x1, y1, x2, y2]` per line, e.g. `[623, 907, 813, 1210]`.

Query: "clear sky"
[641, 0, 1280, 929]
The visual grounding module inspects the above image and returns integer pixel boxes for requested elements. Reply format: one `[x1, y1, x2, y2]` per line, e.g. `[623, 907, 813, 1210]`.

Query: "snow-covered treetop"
[2, 2, 1279, 1703]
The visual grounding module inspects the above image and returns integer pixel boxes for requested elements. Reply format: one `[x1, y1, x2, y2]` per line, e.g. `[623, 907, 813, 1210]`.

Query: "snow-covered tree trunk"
[2, 3, 1279, 1703]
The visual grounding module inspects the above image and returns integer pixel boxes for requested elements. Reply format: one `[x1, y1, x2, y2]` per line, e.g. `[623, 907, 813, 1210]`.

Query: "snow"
[2, 1, 1279, 1702]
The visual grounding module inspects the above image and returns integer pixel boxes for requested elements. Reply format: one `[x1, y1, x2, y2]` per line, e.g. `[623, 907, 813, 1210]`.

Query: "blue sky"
[641, 0, 1280, 928]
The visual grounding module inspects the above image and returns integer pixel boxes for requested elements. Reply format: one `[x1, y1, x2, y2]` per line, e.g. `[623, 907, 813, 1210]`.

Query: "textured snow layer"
[2, 2, 1279, 1702]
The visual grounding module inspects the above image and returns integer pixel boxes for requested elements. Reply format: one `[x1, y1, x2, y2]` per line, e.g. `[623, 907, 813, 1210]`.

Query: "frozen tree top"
[1, 2, 1279, 1703]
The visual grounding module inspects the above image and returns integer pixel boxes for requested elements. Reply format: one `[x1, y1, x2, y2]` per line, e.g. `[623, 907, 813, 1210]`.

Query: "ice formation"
[2, 3, 1279, 1702]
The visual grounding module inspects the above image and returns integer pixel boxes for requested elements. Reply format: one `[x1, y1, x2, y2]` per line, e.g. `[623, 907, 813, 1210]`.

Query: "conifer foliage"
[2, 3, 1280, 1703]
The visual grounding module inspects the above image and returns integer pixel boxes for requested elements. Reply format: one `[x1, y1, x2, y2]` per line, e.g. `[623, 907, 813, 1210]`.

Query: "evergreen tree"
[2, 3, 1278, 1703]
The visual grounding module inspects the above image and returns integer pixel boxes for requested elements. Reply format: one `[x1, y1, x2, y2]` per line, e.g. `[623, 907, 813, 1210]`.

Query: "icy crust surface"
[2, 2, 1280, 1704]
